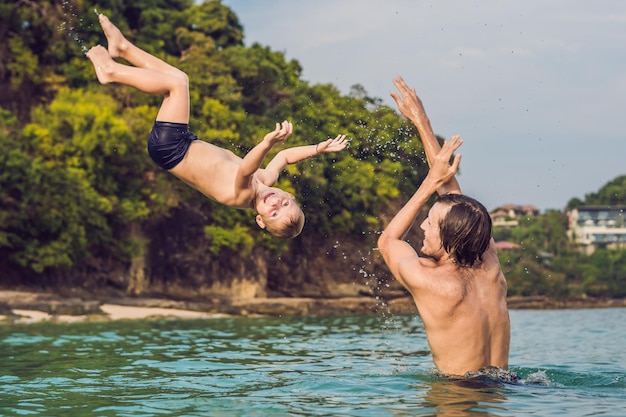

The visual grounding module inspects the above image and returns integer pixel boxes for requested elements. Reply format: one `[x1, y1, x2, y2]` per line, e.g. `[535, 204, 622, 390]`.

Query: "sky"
[221, 0, 626, 211]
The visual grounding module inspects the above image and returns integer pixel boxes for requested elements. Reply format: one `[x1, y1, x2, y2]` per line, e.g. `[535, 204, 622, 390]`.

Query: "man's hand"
[264, 121, 293, 145]
[390, 76, 426, 123]
[316, 134, 348, 154]
[428, 135, 463, 185]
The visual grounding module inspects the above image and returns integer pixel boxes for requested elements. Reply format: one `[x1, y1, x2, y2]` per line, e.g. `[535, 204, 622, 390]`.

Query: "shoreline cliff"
[1, 289, 624, 325]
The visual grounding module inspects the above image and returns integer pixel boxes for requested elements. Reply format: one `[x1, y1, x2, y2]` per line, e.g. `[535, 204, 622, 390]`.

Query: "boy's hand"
[264, 121, 293, 145]
[316, 134, 348, 154]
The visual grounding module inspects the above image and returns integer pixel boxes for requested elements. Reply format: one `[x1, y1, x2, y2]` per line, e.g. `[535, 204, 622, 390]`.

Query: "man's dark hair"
[435, 193, 492, 267]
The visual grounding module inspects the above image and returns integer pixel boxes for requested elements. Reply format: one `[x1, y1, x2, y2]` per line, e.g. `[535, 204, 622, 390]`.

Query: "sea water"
[1, 308, 624, 416]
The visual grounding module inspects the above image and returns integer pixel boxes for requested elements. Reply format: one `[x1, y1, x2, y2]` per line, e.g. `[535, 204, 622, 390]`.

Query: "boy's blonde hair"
[265, 210, 305, 239]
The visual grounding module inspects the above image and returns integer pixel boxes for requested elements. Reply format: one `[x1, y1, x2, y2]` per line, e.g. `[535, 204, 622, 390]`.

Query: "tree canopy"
[0, 0, 428, 280]
[2, 0, 624, 300]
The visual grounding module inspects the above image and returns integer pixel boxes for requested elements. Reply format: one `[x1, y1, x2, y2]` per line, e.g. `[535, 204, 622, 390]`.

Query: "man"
[377, 76, 510, 377]
[86, 14, 347, 239]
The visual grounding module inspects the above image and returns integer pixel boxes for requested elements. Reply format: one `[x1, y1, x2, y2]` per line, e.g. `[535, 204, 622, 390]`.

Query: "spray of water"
[58, 1, 99, 55]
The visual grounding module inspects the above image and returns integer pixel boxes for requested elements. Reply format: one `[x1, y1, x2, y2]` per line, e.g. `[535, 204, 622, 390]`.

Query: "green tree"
[497, 210, 578, 298]
[4, 88, 157, 274]
[583, 175, 626, 206]
[0, 108, 111, 273]
[583, 248, 626, 297]
[0, 0, 455, 292]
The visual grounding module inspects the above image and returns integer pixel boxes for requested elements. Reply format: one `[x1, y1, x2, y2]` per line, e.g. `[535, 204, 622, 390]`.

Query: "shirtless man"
[86, 14, 346, 239]
[377, 76, 510, 377]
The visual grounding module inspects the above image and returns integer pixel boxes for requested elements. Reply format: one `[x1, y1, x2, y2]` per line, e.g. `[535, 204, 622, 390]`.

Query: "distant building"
[567, 206, 626, 254]
[490, 204, 541, 227]
[494, 241, 520, 250]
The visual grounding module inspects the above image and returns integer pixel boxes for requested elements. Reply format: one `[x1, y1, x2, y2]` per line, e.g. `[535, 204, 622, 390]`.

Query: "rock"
[0, 301, 12, 315]
[0, 291, 103, 316]
[1, 290, 625, 326]
[47, 299, 102, 315]
[329, 283, 374, 298]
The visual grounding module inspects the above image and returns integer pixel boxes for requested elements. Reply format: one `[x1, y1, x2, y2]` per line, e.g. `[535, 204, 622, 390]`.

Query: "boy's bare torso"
[169, 141, 262, 208]
[403, 243, 510, 376]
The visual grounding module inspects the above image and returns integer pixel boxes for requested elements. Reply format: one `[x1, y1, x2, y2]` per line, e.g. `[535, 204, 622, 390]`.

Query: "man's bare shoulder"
[398, 256, 462, 294]
[478, 243, 506, 277]
[398, 255, 444, 276]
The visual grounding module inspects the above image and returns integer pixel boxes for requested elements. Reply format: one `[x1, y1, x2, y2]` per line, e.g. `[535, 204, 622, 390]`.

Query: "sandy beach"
[1, 290, 624, 325]
[0, 289, 391, 324]
[5, 304, 229, 325]
[0, 290, 236, 325]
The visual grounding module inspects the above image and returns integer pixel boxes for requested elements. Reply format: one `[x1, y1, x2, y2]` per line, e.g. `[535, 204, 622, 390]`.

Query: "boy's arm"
[378, 137, 462, 282]
[261, 134, 347, 186]
[391, 76, 462, 195]
[234, 121, 293, 191]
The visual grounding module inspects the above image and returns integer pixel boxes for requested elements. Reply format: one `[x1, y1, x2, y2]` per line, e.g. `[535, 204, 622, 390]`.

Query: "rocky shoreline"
[0, 290, 624, 325]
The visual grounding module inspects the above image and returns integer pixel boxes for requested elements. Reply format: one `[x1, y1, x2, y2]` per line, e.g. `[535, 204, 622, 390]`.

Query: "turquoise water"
[1, 308, 625, 416]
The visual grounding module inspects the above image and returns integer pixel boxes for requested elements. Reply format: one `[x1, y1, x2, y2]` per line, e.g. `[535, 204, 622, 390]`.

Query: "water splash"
[521, 369, 554, 386]
[58, 1, 97, 55]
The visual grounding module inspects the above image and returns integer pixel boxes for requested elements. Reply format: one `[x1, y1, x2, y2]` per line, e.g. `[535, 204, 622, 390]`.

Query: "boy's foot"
[86, 45, 115, 84]
[98, 14, 128, 58]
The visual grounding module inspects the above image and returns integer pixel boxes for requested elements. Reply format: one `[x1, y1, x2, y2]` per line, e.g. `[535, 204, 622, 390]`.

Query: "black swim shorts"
[147, 121, 198, 170]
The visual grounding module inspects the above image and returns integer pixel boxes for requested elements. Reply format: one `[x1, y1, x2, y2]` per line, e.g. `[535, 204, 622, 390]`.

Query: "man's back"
[403, 242, 510, 376]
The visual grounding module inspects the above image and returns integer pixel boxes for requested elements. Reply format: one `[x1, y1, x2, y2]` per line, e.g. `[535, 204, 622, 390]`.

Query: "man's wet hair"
[436, 193, 492, 267]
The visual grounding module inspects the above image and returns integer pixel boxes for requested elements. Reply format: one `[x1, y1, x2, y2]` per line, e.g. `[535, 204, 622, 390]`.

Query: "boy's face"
[255, 188, 302, 230]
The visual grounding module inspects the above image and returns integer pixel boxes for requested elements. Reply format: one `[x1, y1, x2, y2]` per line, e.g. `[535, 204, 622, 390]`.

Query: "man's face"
[419, 203, 450, 260]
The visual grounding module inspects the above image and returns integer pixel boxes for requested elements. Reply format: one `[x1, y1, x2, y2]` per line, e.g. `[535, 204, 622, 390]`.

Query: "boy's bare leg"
[98, 14, 181, 77]
[87, 14, 189, 123]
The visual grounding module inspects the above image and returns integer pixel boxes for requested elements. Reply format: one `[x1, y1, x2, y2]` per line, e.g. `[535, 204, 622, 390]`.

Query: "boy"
[86, 14, 347, 239]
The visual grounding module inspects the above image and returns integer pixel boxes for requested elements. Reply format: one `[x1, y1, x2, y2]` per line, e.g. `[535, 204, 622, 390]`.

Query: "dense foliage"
[1, 0, 624, 299]
[496, 203, 626, 299]
[0, 0, 427, 282]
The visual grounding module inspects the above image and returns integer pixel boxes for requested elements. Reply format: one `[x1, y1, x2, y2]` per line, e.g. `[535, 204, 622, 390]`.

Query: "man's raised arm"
[377, 137, 462, 281]
[391, 76, 461, 195]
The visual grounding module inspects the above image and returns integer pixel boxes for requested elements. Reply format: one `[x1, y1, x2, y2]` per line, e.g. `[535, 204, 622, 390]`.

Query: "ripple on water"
[0, 311, 624, 416]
